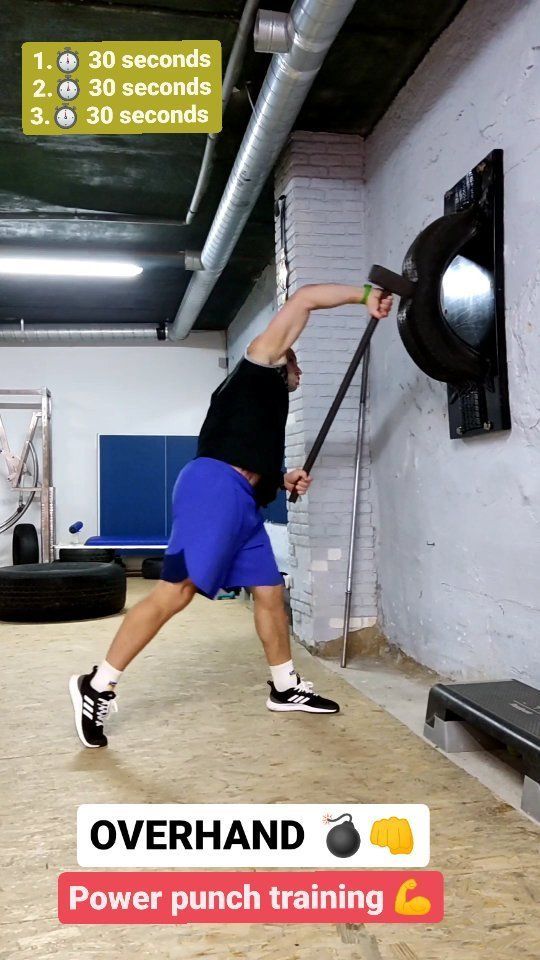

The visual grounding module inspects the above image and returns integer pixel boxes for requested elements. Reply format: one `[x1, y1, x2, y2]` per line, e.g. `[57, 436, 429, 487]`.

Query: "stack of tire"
[141, 557, 163, 579]
[0, 524, 126, 623]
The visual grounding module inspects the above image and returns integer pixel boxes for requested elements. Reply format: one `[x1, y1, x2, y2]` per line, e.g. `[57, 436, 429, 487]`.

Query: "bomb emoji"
[324, 812, 361, 858]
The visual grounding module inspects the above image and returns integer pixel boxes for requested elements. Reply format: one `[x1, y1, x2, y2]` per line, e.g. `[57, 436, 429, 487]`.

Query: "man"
[70, 282, 392, 748]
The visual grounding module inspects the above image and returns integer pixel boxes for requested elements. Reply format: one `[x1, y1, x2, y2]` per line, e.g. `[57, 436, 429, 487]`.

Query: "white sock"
[271, 660, 297, 692]
[90, 660, 122, 693]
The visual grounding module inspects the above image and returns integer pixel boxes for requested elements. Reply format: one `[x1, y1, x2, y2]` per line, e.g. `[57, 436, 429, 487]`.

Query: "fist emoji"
[370, 816, 414, 855]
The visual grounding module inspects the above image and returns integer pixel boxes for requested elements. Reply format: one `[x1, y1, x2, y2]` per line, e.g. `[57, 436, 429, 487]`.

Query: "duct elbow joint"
[254, 10, 291, 54]
[184, 250, 203, 272]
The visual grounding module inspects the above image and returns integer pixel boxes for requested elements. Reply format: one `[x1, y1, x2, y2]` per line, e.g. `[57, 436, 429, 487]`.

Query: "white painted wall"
[365, 0, 540, 679]
[0, 334, 225, 566]
[226, 264, 277, 369]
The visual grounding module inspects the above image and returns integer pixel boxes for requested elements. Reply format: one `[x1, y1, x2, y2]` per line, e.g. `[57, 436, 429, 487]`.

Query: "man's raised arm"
[247, 283, 392, 365]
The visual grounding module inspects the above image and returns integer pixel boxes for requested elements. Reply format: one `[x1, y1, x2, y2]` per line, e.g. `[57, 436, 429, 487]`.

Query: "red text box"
[59, 871, 444, 924]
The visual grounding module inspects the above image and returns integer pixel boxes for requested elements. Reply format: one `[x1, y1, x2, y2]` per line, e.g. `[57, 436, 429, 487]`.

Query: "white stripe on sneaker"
[69, 674, 102, 748]
[266, 698, 338, 713]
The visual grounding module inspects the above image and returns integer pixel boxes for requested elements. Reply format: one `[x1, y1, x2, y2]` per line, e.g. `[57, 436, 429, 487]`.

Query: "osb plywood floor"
[2, 580, 540, 960]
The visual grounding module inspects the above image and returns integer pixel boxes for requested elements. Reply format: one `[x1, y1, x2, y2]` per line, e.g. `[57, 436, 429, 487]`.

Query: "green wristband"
[360, 283, 372, 305]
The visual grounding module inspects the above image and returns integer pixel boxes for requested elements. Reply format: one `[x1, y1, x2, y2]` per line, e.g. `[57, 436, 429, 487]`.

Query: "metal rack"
[0, 388, 55, 562]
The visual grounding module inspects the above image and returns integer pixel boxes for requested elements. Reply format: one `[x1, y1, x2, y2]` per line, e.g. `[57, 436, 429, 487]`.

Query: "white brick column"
[275, 131, 377, 648]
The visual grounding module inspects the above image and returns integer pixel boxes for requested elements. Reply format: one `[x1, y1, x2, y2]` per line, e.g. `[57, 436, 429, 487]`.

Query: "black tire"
[58, 548, 116, 563]
[397, 207, 486, 383]
[12, 523, 40, 565]
[141, 557, 163, 580]
[0, 561, 126, 623]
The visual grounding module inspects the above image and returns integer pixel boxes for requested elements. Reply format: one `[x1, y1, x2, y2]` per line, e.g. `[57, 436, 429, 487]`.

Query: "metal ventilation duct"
[169, 0, 358, 340]
[0, 325, 166, 343]
[186, 0, 261, 225]
[0, 249, 201, 343]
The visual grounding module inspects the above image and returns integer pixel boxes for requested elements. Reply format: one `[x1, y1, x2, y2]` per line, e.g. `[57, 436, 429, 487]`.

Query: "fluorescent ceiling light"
[0, 258, 143, 278]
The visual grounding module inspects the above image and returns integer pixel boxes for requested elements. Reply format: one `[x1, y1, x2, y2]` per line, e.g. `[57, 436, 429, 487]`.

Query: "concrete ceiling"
[0, 0, 468, 330]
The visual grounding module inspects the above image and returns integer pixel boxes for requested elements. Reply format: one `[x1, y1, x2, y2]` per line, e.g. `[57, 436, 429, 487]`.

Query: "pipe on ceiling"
[186, 0, 261, 226]
[169, 0, 358, 341]
[0, 325, 167, 343]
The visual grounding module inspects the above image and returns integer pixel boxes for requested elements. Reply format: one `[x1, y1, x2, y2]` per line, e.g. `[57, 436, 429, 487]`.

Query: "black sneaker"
[69, 666, 117, 748]
[266, 674, 340, 714]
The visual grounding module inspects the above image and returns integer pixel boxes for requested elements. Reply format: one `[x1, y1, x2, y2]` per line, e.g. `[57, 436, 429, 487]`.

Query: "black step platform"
[424, 680, 540, 821]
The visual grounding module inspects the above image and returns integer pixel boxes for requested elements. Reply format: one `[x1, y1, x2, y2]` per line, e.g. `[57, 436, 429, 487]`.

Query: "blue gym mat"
[91, 434, 287, 555]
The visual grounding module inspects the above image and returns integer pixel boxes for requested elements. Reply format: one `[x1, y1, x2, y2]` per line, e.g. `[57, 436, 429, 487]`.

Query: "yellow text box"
[22, 41, 222, 135]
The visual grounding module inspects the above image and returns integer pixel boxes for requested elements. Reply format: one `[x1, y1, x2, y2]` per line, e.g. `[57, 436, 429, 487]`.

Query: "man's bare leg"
[106, 578, 197, 671]
[252, 583, 339, 714]
[252, 584, 291, 666]
[69, 577, 197, 747]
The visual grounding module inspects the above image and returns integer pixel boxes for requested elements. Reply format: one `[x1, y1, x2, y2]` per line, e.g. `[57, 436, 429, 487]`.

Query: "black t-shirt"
[197, 353, 289, 506]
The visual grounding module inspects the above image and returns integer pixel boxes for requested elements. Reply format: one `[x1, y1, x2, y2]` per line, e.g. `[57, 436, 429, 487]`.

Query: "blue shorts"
[162, 457, 284, 599]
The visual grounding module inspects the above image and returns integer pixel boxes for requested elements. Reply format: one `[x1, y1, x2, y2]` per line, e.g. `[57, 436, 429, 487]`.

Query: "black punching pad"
[397, 207, 486, 383]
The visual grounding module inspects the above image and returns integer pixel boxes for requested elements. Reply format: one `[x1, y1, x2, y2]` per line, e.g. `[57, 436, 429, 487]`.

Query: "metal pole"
[48, 390, 56, 563]
[41, 388, 54, 562]
[341, 346, 370, 668]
